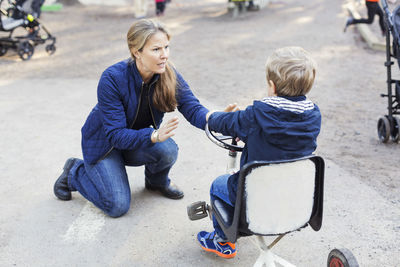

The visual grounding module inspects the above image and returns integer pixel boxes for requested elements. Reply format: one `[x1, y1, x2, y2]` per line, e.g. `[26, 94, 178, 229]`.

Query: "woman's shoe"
[145, 180, 184, 199]
[53, 158, 77, 201]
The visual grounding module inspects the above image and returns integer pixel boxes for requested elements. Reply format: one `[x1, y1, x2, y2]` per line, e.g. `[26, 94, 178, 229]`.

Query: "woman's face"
[134, 31, 169, 82]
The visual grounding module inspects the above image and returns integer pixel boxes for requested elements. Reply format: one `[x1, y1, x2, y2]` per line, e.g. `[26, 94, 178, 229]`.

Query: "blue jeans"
[210, 174, 234, 241]
[68, 138, 178, 217]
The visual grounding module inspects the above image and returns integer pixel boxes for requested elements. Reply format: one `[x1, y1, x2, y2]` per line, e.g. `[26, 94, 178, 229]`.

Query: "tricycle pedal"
[187, 201, 211, 220]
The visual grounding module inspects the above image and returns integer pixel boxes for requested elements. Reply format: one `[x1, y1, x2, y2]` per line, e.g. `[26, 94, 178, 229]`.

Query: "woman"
[54, 19, 226, 218]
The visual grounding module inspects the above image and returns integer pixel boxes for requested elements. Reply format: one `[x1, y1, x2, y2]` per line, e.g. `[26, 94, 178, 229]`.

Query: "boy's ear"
[268, 80, 277, 96]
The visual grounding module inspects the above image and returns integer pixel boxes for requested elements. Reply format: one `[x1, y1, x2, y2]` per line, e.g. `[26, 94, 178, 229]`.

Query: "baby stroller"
[8, 0, 44, 18]
[0, 0, 56, 60]
[378, 0, 400, 142]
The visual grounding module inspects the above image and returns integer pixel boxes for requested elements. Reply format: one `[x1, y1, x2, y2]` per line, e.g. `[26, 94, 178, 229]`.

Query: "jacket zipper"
[96, 82, 145, 163]
[129, 81, 145, 129]
[148, 80, 158, 130]
[97, 79, 158, 163]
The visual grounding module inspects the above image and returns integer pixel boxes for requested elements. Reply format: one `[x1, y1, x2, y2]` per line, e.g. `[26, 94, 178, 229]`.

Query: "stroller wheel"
[18, 41, 34, 61]
[377, 116, 390, 143]
[45, 44, 56, 55]
[327, 248, 359, 267]
[0, 44, 7, 56]
[391, 116, 400, 143]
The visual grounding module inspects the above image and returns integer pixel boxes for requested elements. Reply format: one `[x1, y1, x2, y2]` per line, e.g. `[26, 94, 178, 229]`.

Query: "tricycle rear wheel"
[327, 248, 359, 267]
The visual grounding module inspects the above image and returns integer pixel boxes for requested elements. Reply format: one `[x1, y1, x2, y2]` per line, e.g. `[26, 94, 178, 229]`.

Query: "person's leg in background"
[155, 0, 166, 16]
[160, 0, 166, 15]
[344, 1, 379, 32]
[134, 0, 147, 18]
[155, 1, 162, 16]
[141, 0, 148, 17]
[375, 3, 386, 34]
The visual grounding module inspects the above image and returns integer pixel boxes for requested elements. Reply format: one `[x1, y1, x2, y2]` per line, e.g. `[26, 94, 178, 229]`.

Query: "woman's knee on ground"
[102, 194, 131, 218]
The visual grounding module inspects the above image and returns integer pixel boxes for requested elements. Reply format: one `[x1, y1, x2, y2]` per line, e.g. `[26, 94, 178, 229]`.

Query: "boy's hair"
[266, 46, 316, 97]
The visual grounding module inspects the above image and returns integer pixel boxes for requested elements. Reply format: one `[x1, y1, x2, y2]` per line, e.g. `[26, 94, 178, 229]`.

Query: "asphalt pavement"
[0, 78, 398, 266]
[1, 0, 399, 266]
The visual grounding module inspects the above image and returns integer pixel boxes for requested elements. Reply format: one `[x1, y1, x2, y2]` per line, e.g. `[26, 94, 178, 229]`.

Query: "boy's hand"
[224, 103, 239, 112]
[206, 103, 239, 122]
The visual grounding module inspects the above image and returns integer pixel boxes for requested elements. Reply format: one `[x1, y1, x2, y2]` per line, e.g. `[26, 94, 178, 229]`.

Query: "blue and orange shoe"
[197, 231, 237, 259]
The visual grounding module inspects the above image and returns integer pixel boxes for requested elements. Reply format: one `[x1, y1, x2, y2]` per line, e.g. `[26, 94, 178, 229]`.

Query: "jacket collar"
[280, 95, 306, 102]
[128, 58, 160, 90]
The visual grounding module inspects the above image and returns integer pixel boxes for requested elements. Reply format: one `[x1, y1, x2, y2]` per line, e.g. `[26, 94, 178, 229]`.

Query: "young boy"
[197, 46, 321, 259]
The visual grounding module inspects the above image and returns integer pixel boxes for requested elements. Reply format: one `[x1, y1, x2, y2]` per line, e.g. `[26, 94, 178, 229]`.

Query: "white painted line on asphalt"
[62, 203, 105, 243]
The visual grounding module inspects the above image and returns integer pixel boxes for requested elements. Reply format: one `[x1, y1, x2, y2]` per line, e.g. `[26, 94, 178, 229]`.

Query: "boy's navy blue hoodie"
[208, 95, 321, 204]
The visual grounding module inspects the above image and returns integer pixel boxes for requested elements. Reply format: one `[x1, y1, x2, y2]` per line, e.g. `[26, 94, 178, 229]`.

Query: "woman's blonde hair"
[266, 46, 316, 97]
[127, 19, 177, 112]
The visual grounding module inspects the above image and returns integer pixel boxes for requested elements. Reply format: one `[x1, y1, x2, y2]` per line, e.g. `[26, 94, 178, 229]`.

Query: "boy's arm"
[206, 103, 239, 121]
[208, 105, 256, 142]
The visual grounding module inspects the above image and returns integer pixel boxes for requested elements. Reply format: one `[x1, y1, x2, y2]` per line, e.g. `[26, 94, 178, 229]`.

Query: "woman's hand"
[151, 117, 179, 143]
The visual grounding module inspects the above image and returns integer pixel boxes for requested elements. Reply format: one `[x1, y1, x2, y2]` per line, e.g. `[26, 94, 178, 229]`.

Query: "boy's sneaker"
[197, 231, 237, 259]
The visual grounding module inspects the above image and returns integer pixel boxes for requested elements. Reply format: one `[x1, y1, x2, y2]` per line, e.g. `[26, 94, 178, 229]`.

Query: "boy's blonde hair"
[266, 46, 316, 97]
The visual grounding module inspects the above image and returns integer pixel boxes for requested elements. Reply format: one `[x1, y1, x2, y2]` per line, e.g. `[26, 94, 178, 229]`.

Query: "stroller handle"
[381, 0, 391, 17]
[2, 0, 31, 15]
[382, 0, 390, 14]
[0, 0, 17, 6]
[381, 0, 394, 30]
